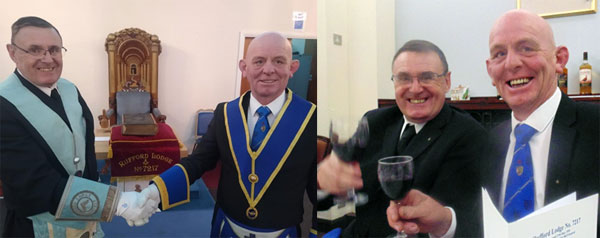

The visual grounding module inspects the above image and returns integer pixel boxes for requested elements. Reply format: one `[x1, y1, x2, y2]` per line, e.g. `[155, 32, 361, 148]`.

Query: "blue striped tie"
[251, 106, 271, 151]
[503, 123, 537, 222]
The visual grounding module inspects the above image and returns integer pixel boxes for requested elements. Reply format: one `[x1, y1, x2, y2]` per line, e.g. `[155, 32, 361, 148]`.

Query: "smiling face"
[239, 33, 299, 105]
[7, 26, 63, 87]
[486, 10, 568, 120]
[393, 51, 451, 123]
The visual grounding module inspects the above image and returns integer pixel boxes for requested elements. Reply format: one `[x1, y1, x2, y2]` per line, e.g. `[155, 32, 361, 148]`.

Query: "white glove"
[116, 191, 159, 226]
[139, 184, 161, 206]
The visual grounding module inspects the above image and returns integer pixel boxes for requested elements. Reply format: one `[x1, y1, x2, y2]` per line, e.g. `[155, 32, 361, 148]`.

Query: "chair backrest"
[317, 135, 331, 163]
[105, 28, 161, 125]
[115, 91, 152, 124]
[194, 109, 214, 151]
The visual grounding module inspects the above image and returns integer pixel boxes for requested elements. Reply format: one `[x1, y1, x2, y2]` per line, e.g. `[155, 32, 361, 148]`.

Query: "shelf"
[378, 94, 600, 110]
[378, 94, 599, 129]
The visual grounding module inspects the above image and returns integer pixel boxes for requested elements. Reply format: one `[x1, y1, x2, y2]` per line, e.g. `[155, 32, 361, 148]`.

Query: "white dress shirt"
[499, 87, 562, 212]
[247, 91, 286, 140]
[17, 69, 57, 96]
[401, 116, 427, 135]
[401, 117, 456, 238]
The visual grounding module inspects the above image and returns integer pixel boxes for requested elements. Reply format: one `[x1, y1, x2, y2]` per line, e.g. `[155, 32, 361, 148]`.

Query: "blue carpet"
[102, 179, 215, 237]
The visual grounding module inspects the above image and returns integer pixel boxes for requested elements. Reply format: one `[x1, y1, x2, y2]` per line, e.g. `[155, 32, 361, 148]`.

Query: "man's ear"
[443, 71, 452, 93]
[555, 46, 569, 74]
[239, 59, 247, 78]
[6, 44, 17, 63]
[289, 59, 300, 77]
[485, 59, 496, 86]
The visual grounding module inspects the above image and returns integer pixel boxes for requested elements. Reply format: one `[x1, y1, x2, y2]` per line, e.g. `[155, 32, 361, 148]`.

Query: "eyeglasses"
[11, 43, 67, 57]
[391, 71, 446, 85]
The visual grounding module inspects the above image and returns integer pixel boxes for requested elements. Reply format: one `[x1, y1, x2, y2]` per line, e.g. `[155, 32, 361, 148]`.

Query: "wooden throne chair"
[98, 28, 166, 127]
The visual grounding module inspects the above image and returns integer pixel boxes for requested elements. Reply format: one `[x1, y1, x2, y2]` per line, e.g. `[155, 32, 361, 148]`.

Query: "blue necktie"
[251, 106, 271, 151]
[503, 123, 537, 222]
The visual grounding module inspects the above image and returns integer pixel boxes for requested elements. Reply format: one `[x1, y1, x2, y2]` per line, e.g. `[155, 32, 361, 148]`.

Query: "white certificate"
[482, 188, 598, 238]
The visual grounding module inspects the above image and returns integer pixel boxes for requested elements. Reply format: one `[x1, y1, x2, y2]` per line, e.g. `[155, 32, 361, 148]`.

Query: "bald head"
[240, 32, 299, 105]
[490, 10, 555, 49]
[485, 9, 569, 120]
[245, 32, 293, 61]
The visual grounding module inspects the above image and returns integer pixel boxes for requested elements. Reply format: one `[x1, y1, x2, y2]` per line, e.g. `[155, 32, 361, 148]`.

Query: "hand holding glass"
[378, 155, 414, 238]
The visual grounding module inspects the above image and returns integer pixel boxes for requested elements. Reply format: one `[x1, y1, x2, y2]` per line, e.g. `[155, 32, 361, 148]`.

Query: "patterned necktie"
[397, 124, 416, 153]
[251, 106, 271, 151]
[503, 123, 537, 222]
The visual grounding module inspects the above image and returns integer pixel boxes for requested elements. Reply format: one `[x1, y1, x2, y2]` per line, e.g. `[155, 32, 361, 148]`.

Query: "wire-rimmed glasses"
[391, 71, 446, 85]
[11, 43, 67, 58]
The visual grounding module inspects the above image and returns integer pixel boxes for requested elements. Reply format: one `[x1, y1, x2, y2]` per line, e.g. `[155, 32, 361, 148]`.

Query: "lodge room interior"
[0, 0, 598, 237]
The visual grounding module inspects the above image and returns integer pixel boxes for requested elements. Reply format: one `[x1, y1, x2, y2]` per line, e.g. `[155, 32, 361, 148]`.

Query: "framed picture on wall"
[517, 0, 597, 18]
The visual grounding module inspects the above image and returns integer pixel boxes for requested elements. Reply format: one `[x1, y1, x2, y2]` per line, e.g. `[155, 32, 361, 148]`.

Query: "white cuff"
[429, 206, 456, 238]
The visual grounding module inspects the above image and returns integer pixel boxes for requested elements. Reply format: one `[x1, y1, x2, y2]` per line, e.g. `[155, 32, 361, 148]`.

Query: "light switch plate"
[333, 33, 342, 46]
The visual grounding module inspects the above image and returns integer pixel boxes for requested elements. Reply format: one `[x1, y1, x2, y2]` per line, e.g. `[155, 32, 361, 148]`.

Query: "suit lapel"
[403, 104, 450, 158]
[545, 94, 575, 204]
[487, 120, 511, 207]
[242, 91, 250, 116]
[381, 114, 404, 157]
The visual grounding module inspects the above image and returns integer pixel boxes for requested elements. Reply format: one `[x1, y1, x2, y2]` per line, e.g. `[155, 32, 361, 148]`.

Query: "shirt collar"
[249, 90, 286, 117]
[511, 87, 561, 133]
[403, 116, 427, 134]
[17, 69, 58, 96]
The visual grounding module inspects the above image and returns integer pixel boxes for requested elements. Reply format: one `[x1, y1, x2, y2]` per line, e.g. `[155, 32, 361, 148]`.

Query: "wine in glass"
[329, 117, 369, 205]
[378, 155, 414, 238]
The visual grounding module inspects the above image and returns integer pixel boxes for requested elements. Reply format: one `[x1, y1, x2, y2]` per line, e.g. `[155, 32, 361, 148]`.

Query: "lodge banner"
[109, 123, 180, 179]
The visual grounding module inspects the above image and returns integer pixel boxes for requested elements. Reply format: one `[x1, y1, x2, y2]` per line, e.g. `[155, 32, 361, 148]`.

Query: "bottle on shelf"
[579, 52, 592, 95]
[558, 66, 568, 94]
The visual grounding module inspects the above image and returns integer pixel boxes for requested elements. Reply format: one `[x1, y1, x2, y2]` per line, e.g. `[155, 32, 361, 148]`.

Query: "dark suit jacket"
[179, 91, 317, 230]
[344, 104, 487, 237]
[482, 94, 600, 233]
[0, 71, 97, 237]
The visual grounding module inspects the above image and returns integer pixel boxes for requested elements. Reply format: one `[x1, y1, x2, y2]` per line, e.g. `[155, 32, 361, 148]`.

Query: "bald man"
[483, 9, 599, 228]
[387, 10, 600, 236]
[139, 32, 317, 237]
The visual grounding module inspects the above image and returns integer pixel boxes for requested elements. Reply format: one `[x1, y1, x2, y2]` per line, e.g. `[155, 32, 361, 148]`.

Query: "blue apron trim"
[309, 228, 318, 238]
[224, 90, 315, 210]
[210, 208, 298, 238]
[152, 164, 190, 210]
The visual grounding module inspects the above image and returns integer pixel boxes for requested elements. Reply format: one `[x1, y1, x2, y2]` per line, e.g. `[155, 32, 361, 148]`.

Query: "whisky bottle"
[579, 52, 592, 95]
[558, 66, 568, 94]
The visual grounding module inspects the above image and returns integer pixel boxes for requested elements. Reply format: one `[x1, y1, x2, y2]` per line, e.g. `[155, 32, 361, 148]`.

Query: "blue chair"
[194, 109, 214, 151]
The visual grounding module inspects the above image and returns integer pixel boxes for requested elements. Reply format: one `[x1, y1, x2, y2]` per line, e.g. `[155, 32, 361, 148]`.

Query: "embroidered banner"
[109, 123, 180, 179]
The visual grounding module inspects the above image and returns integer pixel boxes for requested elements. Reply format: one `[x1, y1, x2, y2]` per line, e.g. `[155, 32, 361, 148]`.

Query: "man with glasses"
[384, 10, 599, 237]
[0, 16, 157, 237]
[318, 40, 486, 237]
